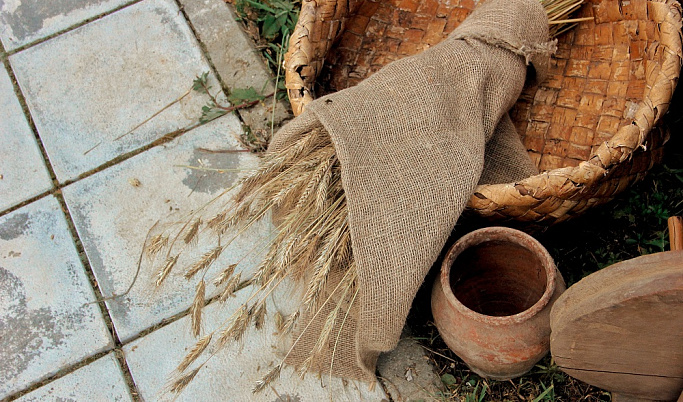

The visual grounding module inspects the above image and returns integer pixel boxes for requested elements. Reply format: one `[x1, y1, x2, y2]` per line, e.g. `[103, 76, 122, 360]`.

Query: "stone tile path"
[0, 0, 440, 400]
[10, 0, 222, 183]
[0, 196, 113, 399]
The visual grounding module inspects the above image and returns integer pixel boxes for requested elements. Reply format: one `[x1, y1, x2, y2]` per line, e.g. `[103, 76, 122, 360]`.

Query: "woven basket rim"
[469, 0, 682, 216]
[284, 0, 683, 223]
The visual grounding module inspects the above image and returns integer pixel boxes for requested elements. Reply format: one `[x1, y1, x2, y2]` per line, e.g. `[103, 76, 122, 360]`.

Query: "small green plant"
[610, 163, 683, 256]
[532, 382, 555, 402]
[192, 71, 270, 125]
[441, 373, 458, 388]
[232, 0, 300, 87]
[191, 71, 275, 151]
[82, 72, 271, 155]
[464, 382, 488, 402]
[234, 0, 298, 41]
[534, 362, 566, 385]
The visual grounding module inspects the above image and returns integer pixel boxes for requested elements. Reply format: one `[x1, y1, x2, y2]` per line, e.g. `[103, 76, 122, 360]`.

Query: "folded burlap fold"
[269, 0, 551, 382]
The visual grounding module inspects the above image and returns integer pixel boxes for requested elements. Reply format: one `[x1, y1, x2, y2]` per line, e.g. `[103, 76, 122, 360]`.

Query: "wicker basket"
[284, 0, 683, 225]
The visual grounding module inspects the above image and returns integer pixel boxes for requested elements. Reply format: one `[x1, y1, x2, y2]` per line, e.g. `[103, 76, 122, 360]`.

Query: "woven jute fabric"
[269, 0, 550, 381]
[479, 114, 539, 185]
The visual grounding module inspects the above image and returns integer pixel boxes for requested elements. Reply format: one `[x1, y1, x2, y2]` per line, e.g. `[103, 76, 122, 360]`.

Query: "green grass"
[425, 353, 611, 401]
[412, 318, 612, 401]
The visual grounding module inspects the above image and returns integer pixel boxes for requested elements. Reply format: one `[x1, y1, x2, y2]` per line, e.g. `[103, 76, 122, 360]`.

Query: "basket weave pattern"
[284, 0, 682, 224]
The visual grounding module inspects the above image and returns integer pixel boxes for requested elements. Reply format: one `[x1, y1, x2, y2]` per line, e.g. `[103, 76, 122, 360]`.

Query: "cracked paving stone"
[0, 195, 113, 399]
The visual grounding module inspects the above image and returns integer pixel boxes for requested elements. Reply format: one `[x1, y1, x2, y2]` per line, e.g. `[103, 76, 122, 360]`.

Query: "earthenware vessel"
[432, 226, 566, 379]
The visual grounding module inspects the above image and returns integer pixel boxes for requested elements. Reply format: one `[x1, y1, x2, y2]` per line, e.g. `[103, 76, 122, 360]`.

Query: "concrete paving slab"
[9, 0, 226, 182]
[178, 0, 292, 135]
[0, 63, 52, 212]
[0, 195, 113, 399]
[377, 333, 444, 402]
[15, 352, 133, 402]
[123, 284, 388, 401]
[62, 117, 272, 342]
[0, 0, 132, 51]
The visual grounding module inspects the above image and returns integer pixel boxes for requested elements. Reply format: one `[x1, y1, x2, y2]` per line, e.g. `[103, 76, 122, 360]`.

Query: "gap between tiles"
[0, 0, 289, 221]
[4, 349, 119, 401]
[4, 287, 260, 401]
[0, 45, 58, 216]
[1, 196, 239, 401]
[1, 188, 153, 401]
[113, 349, 142, 401]
[172, 0, 230, 96]
[0, 0, 256, 361]
[171, 0, 292, 141]
[52, 190, 143, 401]
[2, 0, 145, 57]
[105, 273, 256, 349]
[1, 43, 147, 394]
[0, 121, 209, 221]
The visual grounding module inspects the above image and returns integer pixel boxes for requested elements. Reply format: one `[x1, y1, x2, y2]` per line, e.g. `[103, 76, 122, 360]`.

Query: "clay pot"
[431, 226, 566, 380]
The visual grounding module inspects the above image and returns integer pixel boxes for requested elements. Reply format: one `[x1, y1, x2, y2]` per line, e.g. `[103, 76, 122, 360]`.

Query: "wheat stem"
[176, 333, 212, 373]
[191, 280, 206, 337]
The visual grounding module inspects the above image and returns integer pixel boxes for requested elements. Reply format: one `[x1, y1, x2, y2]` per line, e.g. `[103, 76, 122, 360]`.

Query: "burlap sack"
[480, 114, 539, 185]
[270, 0, 552, 382]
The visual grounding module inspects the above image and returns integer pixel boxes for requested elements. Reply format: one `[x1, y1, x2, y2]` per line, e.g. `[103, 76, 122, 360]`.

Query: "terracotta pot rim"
[439, 226, 557, 326]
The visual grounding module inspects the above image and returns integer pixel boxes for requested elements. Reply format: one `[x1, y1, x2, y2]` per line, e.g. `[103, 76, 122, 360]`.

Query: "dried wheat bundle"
[149, 0, 586, 395]
[148, 127, 354, 394]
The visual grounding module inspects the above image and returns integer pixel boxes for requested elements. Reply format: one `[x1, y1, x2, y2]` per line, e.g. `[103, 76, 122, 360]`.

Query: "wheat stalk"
[542, 0, 590, 37]
[252, 301, 267, 330]
[168, 367, 200, 394]
[218, 305, 250, 346]
[155, 255, 178, 287]
[191, 280, 206, 337]
[218, 272, 242, 302]
[158, 1, 586, 394]
[146, 234, 169, 259]
[183, 218, 202, 245]
[253, 364, 282, 393]
[176, 333, 212, 373]
[280, 310, 300, 335]
[185, 246, 222, 279]
[213, 263, 237, 286]
[298, 266, 355, 378]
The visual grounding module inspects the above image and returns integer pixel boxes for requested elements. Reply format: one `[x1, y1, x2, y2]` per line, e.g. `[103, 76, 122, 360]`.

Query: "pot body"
[431, 226, 566, 380]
